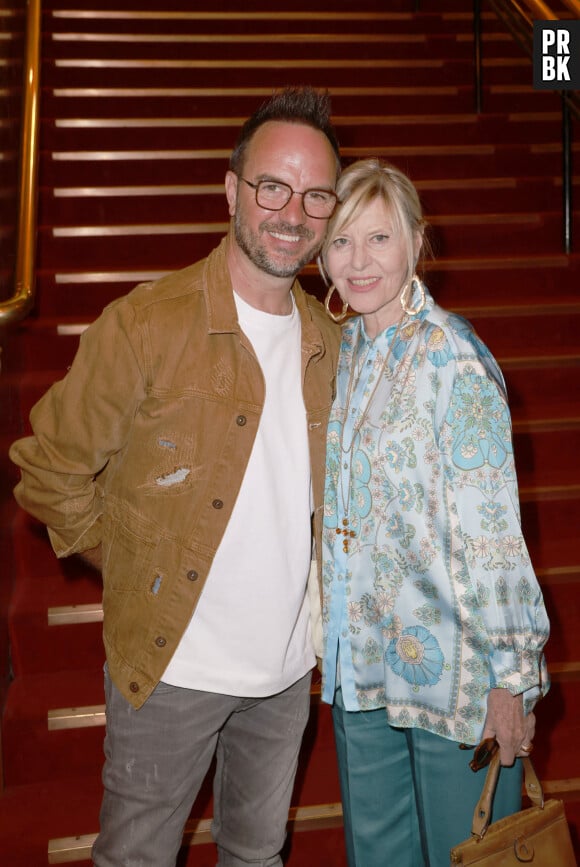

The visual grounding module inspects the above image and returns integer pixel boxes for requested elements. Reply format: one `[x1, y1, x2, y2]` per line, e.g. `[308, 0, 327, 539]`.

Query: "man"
[10, 87, 341, 866]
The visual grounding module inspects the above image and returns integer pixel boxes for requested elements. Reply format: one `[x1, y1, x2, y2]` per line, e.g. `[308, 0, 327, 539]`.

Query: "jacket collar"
[203, 236, 324, 356]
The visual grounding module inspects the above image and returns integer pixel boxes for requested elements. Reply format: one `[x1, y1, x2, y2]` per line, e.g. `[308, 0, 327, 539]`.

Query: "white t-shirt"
[162, 291, 315, 696]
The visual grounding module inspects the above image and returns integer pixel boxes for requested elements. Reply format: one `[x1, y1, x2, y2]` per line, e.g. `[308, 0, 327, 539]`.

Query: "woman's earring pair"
[318, 255, 349, 323]
[400, 275, 426, 316]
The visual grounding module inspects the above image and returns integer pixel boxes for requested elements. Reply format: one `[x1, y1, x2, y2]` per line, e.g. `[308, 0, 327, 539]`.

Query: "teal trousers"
[332, 688, 522, 867]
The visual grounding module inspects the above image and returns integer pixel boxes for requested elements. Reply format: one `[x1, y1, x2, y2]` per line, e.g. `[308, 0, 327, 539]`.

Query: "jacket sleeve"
[9, 297, 147, 557]
[437, 357, 550, 711]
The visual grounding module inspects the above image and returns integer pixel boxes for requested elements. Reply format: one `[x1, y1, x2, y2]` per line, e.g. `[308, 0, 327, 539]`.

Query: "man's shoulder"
[123, 259, 206, 314]
[95, 259, 211, 343]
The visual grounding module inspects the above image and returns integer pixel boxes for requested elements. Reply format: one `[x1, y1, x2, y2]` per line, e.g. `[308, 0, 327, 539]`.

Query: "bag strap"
[471, 753, 545, 839]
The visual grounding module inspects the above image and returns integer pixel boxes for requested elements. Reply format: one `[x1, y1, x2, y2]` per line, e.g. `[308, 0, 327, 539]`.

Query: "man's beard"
[234, 212, 321, 278]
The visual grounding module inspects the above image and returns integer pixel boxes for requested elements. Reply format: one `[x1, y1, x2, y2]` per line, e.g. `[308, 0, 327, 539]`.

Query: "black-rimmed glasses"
[239, 177, 338, 219]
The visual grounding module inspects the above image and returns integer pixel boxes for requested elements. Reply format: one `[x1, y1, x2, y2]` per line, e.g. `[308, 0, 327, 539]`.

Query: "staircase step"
[39, 140, 578, 188]
[43, 29, 521, 66]
[43, 0, 474, 11]
[458, 303, 580, 357]
[8, 346, 580, 423]
[1, 778, 578, 865]
[1, 677, 578, 862]
[30, 253, 580, 320]
[42, 58, 531, 91]
[2, 665, 341, 804]
[0, 774, 347, 867]
[520, 495, 580, 572]
[1, 669, 106, 786]
[43, 7, 495, 38]
[9, 302, 580, 375]
[35, 270, 163, 318]
[502, 357, 580, 417]
[8, 509, 580, 681]
[8, 560, 580, 679]
[542, 580, 580, 667]
[4, 660, 580, 793]
[38, 173, 570, 226]
[34, 211, 580, 274]
[513, 421, 580, 489]
[41, 86, 562, 123]
[0, 776, 103, 867]
[43, 32, 518, 63]
[423, 254, 580, 306]
[534, 678, 580, 782]
[49, 822, 349, 867]
[41, 109, 566, 153]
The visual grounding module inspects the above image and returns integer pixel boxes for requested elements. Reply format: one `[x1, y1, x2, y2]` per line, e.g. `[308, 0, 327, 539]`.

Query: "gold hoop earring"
[324, 285, 349, 323]
[400, 275, 426, 316]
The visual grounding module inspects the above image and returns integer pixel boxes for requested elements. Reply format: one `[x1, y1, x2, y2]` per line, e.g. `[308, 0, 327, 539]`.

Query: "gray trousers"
[92, 667, 312, 867]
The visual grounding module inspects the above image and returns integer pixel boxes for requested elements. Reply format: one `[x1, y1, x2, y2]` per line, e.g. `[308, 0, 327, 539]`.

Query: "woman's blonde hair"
[320, 158, 429, 286]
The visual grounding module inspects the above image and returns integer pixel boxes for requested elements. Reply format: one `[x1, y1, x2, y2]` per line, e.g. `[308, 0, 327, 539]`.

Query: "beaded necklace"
[336, 315, 408, 554]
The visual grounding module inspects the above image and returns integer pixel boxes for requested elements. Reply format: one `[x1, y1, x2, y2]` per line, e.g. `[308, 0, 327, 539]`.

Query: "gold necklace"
[336, 316, 407, 554]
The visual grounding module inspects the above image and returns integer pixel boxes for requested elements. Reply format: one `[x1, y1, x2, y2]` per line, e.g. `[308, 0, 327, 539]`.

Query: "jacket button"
[212, 499, 224, 509]
[155, 636, 167, 647]
[236, 414, 247, 426]
[186, 569, 198, 581]
[129, 681, 140, 693]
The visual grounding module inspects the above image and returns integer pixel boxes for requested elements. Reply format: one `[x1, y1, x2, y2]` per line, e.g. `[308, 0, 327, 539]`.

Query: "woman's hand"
[482, 688, 535, 766]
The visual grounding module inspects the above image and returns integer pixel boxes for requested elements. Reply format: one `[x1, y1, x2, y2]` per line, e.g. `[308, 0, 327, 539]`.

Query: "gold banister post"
[0, 0, 41, 328]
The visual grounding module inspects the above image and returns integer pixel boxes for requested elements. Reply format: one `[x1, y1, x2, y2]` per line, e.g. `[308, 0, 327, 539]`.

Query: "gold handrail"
[0, 0, 41, 327]
[516, 0, 580, 21]
[560, 0, 580, 17]
[517, 0, 558, 20]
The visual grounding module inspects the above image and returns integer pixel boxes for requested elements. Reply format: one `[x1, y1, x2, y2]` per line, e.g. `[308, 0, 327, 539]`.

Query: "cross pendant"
[336, 517, 356, 553]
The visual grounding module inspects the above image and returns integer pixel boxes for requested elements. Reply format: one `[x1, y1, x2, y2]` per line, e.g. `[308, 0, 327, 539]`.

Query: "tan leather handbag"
[450, 752, 577, 865]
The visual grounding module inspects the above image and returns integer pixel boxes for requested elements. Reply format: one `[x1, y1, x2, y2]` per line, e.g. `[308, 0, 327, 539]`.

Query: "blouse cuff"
[489, 646, 550, 712]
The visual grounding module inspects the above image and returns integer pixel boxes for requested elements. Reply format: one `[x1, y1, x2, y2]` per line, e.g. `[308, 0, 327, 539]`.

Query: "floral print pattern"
[385, 625, 445, 688]
[321, 288, 550, 745]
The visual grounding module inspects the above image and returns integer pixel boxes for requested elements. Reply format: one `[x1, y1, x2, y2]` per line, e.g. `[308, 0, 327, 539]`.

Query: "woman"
[318, 158, 550, 866]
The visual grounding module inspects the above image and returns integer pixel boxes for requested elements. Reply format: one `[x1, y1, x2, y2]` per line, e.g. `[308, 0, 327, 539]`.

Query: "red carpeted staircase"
[1, 0, 580, 864]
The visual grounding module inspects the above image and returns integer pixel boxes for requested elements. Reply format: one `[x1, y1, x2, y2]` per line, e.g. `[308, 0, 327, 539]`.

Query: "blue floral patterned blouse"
[321, 287, 550, 745]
